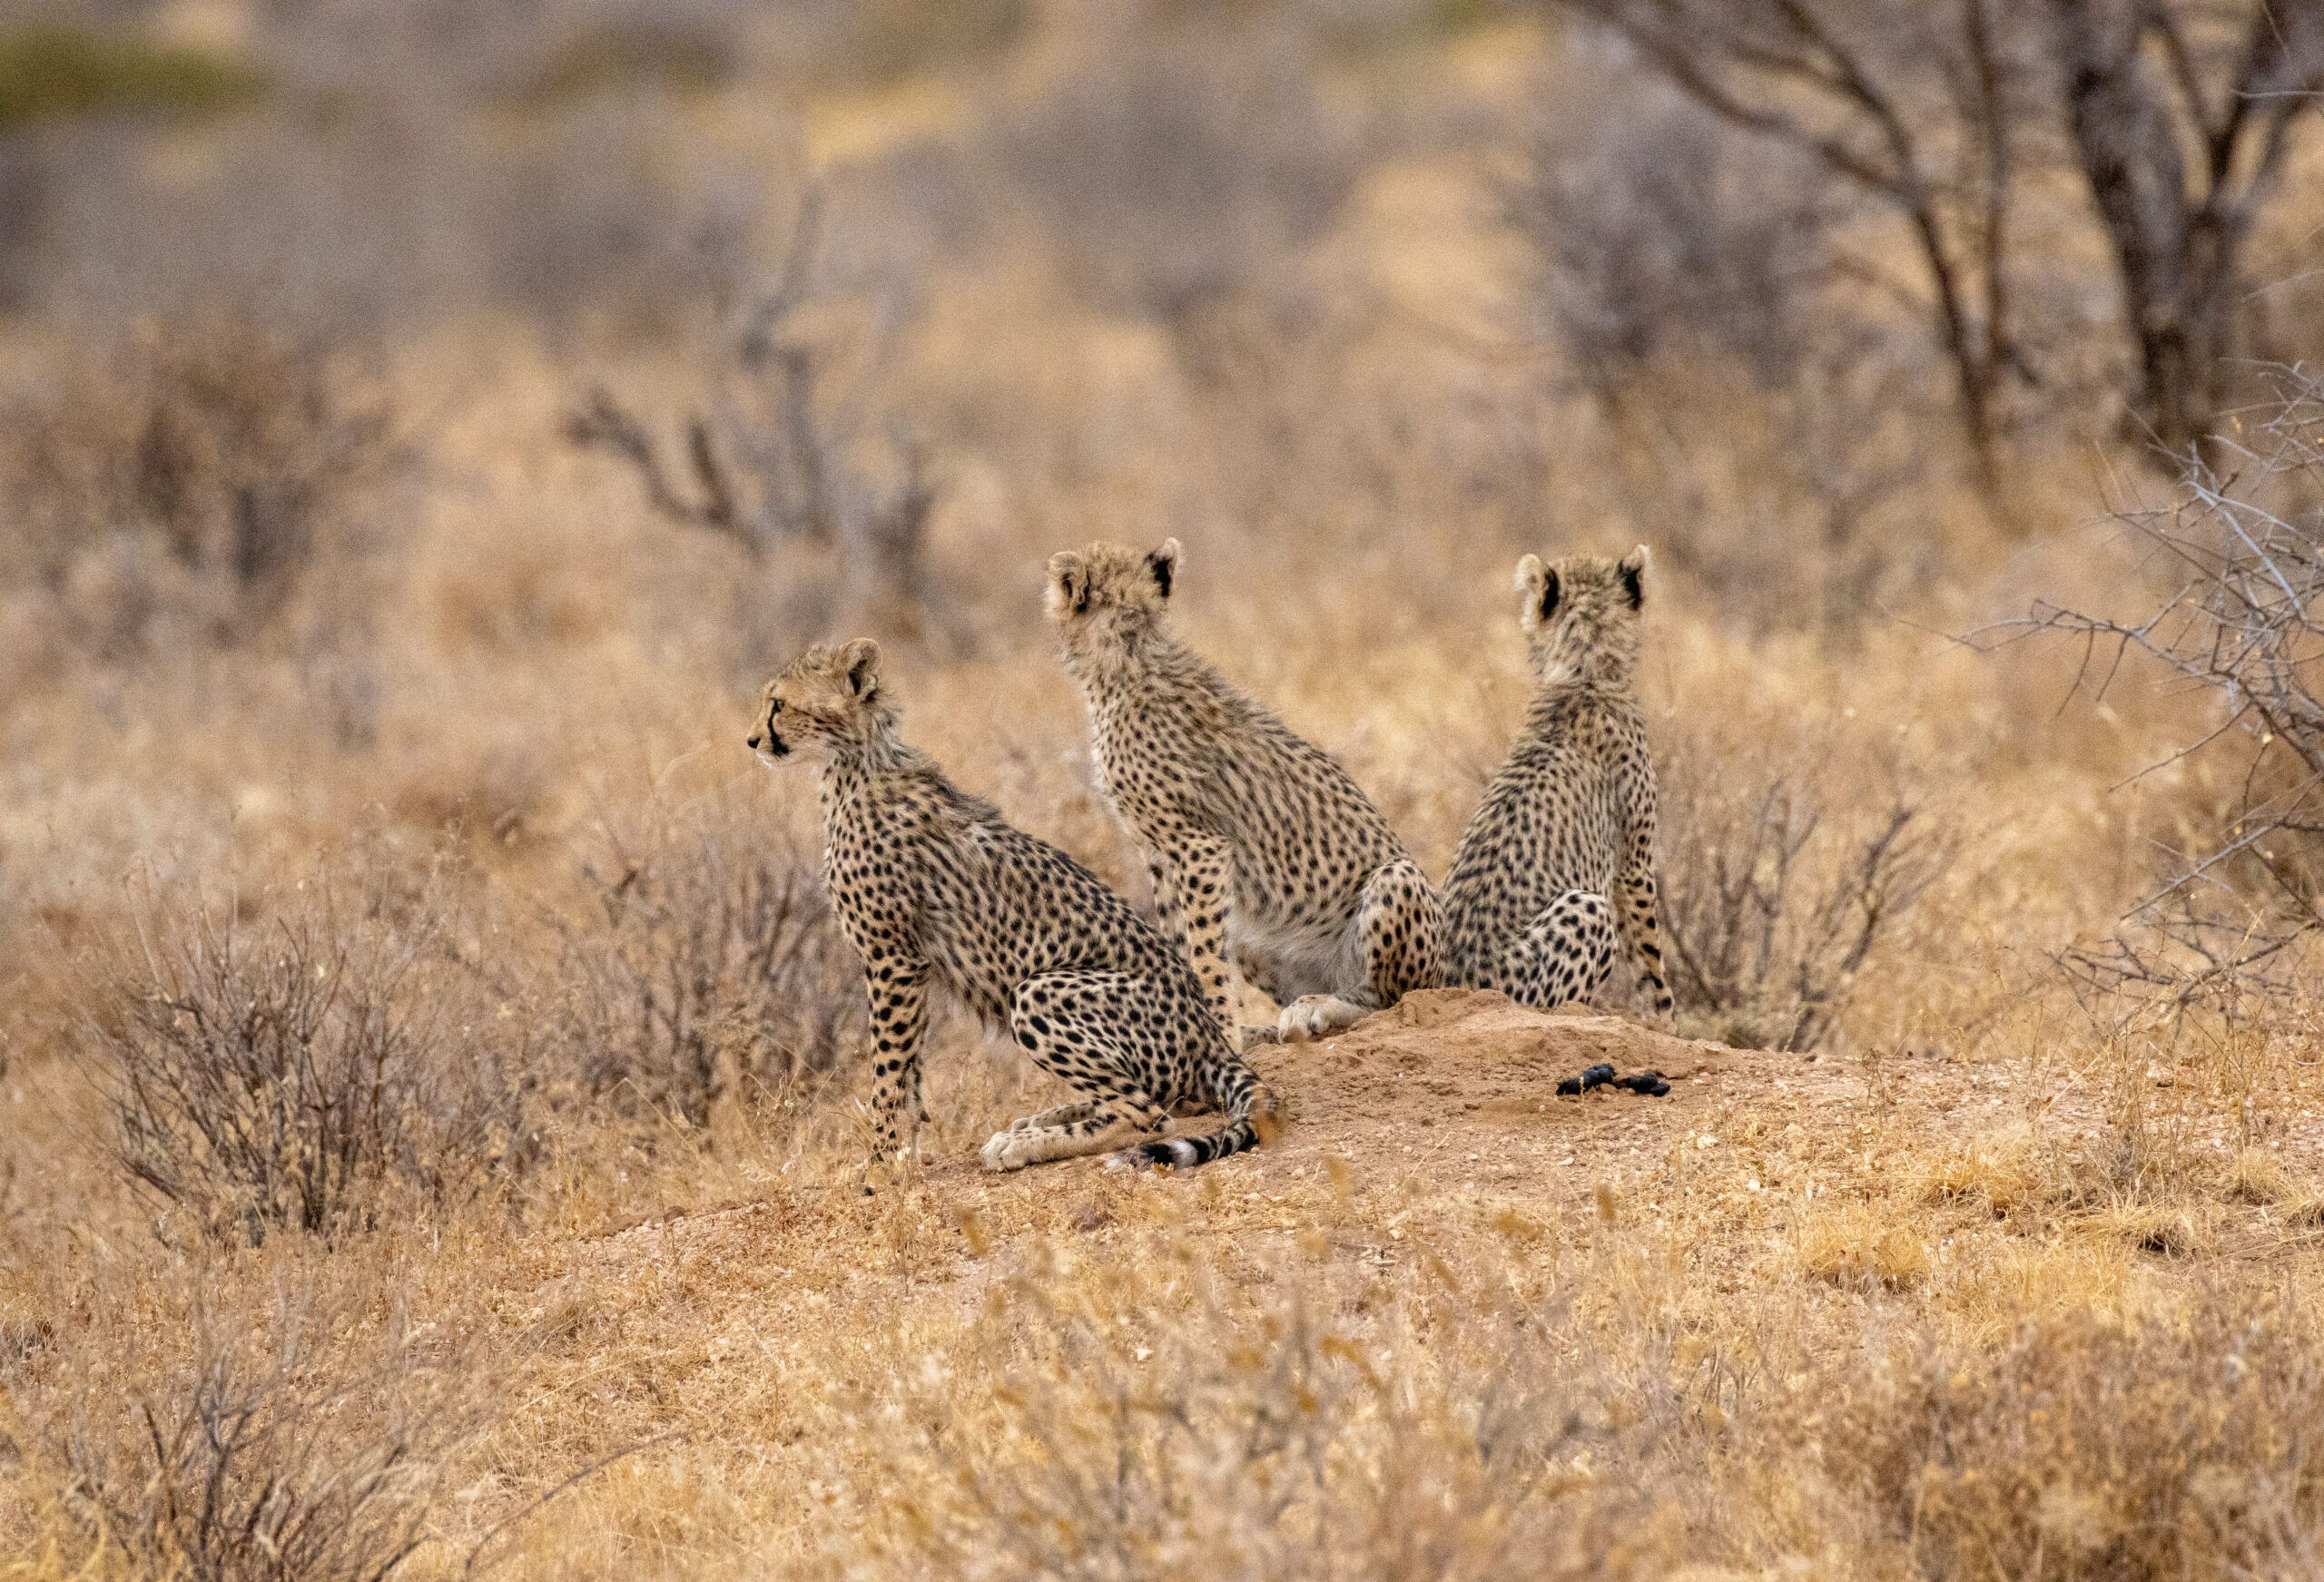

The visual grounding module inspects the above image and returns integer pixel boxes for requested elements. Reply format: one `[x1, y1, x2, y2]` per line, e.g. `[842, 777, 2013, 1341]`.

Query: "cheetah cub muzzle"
[749, 639, 1272, 1192]
[1046, 538, 1444, 1048]
[1442, 545, 1676, 1023]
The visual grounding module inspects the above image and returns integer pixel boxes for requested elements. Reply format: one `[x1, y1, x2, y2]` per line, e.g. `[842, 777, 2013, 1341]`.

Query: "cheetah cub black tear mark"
[750, 639, 1271, 1190]
[1046, 537, 1445, 1049]
[1443, 545, 1676, 1025]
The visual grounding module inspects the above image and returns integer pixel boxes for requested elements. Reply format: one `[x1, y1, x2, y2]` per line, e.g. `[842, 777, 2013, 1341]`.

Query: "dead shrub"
[773, 0, 1032, 87]
[1810, 1307, 2324, 1581]
[1510, 88, 1827, 389]
[1506, 75, 1957, 635]
[485, 95, 763, 347]
[74, 882, 519, 1243]
[2020, 368, 2324, 1006]
[500, 12, 740, 107]
[3, 306, 399, 656]
[5, 1283, 468, 1582]
[1658, 721, 1953, 1049]
[566, 183, 940, 646]
[551, 807, 864, 1130]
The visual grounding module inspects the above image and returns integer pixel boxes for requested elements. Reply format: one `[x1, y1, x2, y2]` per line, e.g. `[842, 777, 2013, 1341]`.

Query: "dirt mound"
[1252, 988, 1735, 1134]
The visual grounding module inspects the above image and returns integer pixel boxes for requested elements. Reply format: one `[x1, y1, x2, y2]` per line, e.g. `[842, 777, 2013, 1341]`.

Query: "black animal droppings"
[1560, 1066, 1669, 1098]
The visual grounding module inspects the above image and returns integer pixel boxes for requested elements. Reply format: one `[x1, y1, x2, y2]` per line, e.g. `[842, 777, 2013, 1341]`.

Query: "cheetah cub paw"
[1278, 994, 1367, 1042]
[980, 1131, 1034, 1172]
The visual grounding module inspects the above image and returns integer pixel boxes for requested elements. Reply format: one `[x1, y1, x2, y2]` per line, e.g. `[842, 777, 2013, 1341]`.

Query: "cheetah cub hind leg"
[1008, 1101, 1099, 1135]
[1505, 889, 1620, 1010]
[983, 971, 1171, 1171]
[1361, 857, 1445, 1005]
[1277, 858, 1444, 1042]
[983, 1092, 1166, 1171]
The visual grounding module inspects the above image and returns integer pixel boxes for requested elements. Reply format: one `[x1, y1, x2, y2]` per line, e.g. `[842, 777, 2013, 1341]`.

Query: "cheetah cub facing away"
[1047, 539, 1443, 1046]
[1443, 547, 1675, 1021]
[749, 640, 1269, 1187]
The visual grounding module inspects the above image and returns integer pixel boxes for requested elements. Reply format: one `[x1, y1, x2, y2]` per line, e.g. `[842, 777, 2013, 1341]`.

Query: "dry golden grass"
[2, 7, 2322, 1580]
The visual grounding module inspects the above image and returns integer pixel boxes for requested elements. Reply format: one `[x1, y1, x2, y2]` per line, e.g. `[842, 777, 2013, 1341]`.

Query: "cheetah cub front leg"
[1280, 858, 1445, 1041]
[1152, 831, 1282, 1052]
[1618, 859, 1678, 1027]
[859, 957, 931, 1194]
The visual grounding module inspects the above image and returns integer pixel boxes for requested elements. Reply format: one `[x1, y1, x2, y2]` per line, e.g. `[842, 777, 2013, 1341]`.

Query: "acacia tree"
[1553, 0, 2039, 492]
[1558, 0, 2324, 474]
[2052, 0, 2324, 463]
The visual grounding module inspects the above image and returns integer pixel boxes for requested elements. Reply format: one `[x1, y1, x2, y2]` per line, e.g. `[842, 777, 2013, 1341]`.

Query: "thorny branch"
[1978, 367, 2324, 1003]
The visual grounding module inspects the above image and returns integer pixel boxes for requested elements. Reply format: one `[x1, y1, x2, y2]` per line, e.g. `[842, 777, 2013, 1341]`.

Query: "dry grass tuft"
[1913, 1126, 2051, 1221]
[1804, 1307, 2324, 1582]
[2, 1276, 476, 1582]
[1794, 1204, 1932, 1291]
[845, 1237, 1669, 1582]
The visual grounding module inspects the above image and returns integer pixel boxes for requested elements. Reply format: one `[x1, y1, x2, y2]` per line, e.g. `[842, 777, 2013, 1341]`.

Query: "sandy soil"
[571, 988, 2323, 1286]
[576, 992, 1850, 1283]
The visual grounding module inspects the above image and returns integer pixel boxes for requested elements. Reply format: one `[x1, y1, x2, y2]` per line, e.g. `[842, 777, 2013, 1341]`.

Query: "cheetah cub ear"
[1147, 537, 1181, 600]
[1515, 553, 1560, 632]
[1046, 551, 1089, 618]
[1619, 544, 1649, 611]
[838, 636, 881, 700]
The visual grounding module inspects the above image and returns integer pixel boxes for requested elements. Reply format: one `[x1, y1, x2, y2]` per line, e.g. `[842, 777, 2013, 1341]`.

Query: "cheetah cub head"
[748, 638, 891, 767]
[1514, 545, 1649, 684]
[1045, 537, 1180, 668]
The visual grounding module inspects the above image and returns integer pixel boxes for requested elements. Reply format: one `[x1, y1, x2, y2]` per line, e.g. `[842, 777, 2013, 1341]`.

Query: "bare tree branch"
[560, 183, 937, 635]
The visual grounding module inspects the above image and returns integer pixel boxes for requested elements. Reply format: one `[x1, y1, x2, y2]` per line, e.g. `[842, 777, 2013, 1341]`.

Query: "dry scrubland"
[3, 3, 2324, 1577]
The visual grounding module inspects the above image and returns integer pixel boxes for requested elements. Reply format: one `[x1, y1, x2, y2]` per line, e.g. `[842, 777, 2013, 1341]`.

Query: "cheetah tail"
[1124, 1116, 1258, 1170]
[1117, 1066, 1272, 1171]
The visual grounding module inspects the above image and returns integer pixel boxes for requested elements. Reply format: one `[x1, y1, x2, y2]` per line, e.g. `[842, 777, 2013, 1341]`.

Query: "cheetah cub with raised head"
[1047, 539, 1443, 1046]
[1443, 546, 1675, 1021]
[749, 639, 1269, 1189]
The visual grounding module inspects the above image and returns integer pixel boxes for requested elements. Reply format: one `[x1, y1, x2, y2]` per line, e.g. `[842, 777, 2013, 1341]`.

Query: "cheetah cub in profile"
[749, 639, 1269, 1189]
[1443, 546, 1675, 1022]
[1047, 539, 1443, 1046]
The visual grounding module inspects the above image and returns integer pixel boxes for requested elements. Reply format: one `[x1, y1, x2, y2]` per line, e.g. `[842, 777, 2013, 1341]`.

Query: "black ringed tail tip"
[1122, 1117, 1260, 1171]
